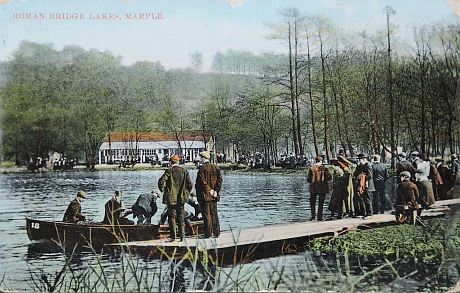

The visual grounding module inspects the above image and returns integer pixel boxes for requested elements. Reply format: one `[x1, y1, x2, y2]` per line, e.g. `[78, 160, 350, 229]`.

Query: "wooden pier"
[106, 198, 460, 265]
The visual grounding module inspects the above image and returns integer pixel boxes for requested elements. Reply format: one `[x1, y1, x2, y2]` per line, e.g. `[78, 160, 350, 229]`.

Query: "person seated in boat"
[122, 190, 160, 224]
[102, 190, 134, 225]
[63, 190, 87, 223]
[395, 171, 420, 224]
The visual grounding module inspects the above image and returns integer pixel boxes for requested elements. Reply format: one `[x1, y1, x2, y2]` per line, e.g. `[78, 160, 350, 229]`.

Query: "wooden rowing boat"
[26, 216, 203, 246]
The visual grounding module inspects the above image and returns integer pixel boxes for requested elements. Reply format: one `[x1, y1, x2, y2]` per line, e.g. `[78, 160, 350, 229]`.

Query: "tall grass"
[26, 227, 274, 292]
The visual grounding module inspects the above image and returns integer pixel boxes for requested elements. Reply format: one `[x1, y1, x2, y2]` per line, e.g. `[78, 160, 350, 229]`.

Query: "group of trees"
[1, 6, 460, 169]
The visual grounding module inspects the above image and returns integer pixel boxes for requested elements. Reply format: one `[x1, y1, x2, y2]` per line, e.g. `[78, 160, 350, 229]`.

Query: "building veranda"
[98, 131, 214, 165]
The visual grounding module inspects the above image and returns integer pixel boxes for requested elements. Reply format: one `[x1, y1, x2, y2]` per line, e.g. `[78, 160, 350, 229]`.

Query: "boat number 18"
[31, 222, 40, 229]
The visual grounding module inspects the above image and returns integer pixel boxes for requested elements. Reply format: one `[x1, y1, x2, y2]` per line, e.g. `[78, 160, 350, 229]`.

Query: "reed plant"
[26, 228, 277, 292]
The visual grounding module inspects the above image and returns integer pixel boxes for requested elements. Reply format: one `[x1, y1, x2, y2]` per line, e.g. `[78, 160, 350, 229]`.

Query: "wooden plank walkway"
[106, 198, 460, 264]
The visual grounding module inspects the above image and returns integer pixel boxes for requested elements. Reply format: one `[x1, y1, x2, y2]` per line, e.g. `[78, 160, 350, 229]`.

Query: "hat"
[114, 190, 121, 196]
[338, 155, 352, 166]
[170, 155, 180, 162]
[435, 158, 444, 162]
[400, 171, 411, 179]
[77, 190, 87, 198]
[357, 153, 367, 159]
[398, 152, 407, 157]
[199, 151, 210, 159]
[411, 151, 420, 156]
[150, 190, 161, 198]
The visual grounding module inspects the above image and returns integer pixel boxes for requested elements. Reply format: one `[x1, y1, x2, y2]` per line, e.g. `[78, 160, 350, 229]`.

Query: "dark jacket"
[397, 161, 415, 180]
[353, 163, 372, 187]
[131, 193, 158, 218]
[103, 198, 123, 224]
[372, 162, 388, 189]
[158, 165, 193, 206]
[307, 164, 332, 194]
[195, 162, 223, 202]
[429, 162, 443, 185]
[396, 181, 419, 209]
[63, 198, 85, 223]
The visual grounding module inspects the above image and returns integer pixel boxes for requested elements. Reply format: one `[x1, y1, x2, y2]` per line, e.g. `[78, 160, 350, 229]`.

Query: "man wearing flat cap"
[63, 190, 87, 223]
[158, 155, 193, 241]
[395, 171, 420, 224]
[353, 153, 373, 219]
[195, 150, 223, 238]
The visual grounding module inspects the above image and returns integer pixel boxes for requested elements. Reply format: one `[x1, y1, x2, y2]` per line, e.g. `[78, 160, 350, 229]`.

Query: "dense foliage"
[1, 7, 460, 168]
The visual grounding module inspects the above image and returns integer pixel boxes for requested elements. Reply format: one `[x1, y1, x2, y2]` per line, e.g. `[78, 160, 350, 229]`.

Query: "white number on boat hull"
[31, 222, 40, 229]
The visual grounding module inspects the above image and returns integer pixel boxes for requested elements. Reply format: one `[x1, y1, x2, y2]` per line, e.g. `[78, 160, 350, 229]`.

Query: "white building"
[98, 131, 213, 164]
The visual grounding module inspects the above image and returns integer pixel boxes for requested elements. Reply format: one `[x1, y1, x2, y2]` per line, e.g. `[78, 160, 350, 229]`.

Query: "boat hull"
[26, 216, 203, 246]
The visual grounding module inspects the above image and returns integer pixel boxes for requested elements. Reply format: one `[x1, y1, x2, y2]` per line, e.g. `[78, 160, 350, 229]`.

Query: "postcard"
[1, 0, 460, 292]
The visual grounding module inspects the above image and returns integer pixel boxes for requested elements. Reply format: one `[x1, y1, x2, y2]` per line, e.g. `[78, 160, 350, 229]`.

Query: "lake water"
[0, 169, 459, 292]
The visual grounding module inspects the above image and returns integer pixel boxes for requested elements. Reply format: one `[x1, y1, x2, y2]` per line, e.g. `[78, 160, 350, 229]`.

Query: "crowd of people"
[62, 148, 459, 243]
[307, 151, 460, 224]
[62, 150, 223, 242]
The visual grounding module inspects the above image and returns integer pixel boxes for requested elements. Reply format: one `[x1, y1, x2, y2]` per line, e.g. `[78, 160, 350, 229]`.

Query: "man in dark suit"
[195, 151, 223, 238]
[103, 190, 133, 225]
[158, 155, 193, 241]
[63, 190, 87, 223]
[123, 190, 160, 224]
[307, 156, 332, 221]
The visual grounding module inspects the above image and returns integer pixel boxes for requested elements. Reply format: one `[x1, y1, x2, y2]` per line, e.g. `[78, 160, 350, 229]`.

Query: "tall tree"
[266, 7, 305, 156]
[384, 5, 397, 169]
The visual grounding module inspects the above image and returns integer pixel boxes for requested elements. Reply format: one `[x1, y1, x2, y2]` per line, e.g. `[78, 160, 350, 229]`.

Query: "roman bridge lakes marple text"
[12, 12, 164, 20]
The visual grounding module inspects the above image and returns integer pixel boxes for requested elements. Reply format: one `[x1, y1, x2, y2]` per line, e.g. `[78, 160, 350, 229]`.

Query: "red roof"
[103, 131, 212, 143]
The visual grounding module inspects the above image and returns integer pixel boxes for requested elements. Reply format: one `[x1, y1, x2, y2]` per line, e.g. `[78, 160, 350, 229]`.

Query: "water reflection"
[0, 170, 459, 291]
[0, 170, 312, 291]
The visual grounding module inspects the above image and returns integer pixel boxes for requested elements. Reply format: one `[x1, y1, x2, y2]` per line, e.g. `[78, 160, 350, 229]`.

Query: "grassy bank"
[307, 217, 460, 258]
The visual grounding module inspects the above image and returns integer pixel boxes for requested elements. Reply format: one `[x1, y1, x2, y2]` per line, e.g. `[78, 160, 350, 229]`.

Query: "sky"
[0, 0, 459, 72]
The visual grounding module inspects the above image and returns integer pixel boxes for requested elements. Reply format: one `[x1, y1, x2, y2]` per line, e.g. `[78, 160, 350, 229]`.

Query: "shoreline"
[0, 162, 309, 175]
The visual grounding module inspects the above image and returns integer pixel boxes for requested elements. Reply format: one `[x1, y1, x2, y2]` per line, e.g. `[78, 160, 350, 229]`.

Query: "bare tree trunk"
[320, 35, 331, 161]
[288, 24, 300, 157]
[385, 6, 397, 169]
[305, 34, 319, 157]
